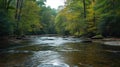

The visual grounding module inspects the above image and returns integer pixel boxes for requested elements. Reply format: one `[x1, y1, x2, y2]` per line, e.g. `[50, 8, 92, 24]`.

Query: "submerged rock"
[37, 63, 69, 67]
[81, 38, 92, 43]
[91, 35, 103, 39]
[104, 41, 120, 46]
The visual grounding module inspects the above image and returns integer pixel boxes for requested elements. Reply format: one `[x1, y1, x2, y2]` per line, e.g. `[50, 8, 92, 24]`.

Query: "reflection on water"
[0, 36, 120, 67]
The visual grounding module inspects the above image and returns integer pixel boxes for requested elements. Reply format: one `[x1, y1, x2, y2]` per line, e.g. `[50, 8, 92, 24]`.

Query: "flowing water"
[0, 36, 120, 67]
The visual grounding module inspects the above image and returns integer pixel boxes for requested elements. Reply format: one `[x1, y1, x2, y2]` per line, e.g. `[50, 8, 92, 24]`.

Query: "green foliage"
[55, 11, 67, 35]
[19, 0, 42, 35]
[55, 0, 120, 37]
[36, 0, 46, 6]
[55, 0, 86, 36]
[0, 0, 120, 37]
[0, 0, 58, 36]
[0, 0, 42, 36]
[96, 0, 120, 37]
[99, 15, 120, 37]
[0, 0, 14, 36]
[0, 11, 10, 35]
[39, 6, 57, 34]
[85, 0, 98, 37]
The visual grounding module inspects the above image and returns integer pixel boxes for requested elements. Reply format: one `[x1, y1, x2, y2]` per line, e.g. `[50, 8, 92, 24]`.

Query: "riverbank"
[0, 36, 28, 49]
[10, 35, 120, 46]
[92, 38, 120, 46]
[1, 35, 120, 49]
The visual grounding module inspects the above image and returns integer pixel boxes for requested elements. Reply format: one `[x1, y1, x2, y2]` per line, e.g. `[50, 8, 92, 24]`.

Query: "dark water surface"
[0, 36, 120, 67]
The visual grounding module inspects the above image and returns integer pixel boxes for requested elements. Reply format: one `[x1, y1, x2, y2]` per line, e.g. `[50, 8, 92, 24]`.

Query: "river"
[0, 36, 120, 67]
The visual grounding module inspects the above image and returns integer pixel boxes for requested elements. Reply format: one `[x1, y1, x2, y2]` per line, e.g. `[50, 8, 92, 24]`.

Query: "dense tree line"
[55, 0, 120, 37]
[0, 0, 56, 37]
[0, 0, 120, 38]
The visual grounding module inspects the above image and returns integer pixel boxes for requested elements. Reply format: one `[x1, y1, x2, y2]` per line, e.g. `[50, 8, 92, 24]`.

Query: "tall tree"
[85, 0, 98, 37]
[15, 0, 23, 35]
[83, 0, 86, 18]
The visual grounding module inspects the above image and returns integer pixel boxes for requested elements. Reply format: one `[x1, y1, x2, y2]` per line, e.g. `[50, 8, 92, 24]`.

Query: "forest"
[0, 0, 120, 67]
[0, 0, 120, 38]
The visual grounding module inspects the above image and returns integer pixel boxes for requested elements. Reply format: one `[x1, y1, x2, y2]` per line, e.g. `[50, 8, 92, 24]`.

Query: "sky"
[45, 0, 65, 9]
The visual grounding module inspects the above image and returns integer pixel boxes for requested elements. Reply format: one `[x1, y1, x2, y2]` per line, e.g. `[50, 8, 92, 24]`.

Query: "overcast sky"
[45, 0, 65, 9]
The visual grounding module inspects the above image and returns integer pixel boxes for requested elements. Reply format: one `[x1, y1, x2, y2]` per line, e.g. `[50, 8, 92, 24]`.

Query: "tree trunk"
[83, 0, 86, 18]
[15, 0, 23, 35]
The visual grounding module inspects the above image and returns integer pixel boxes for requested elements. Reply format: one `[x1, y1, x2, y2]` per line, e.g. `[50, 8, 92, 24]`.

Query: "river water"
[0, 36, 120, 67]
